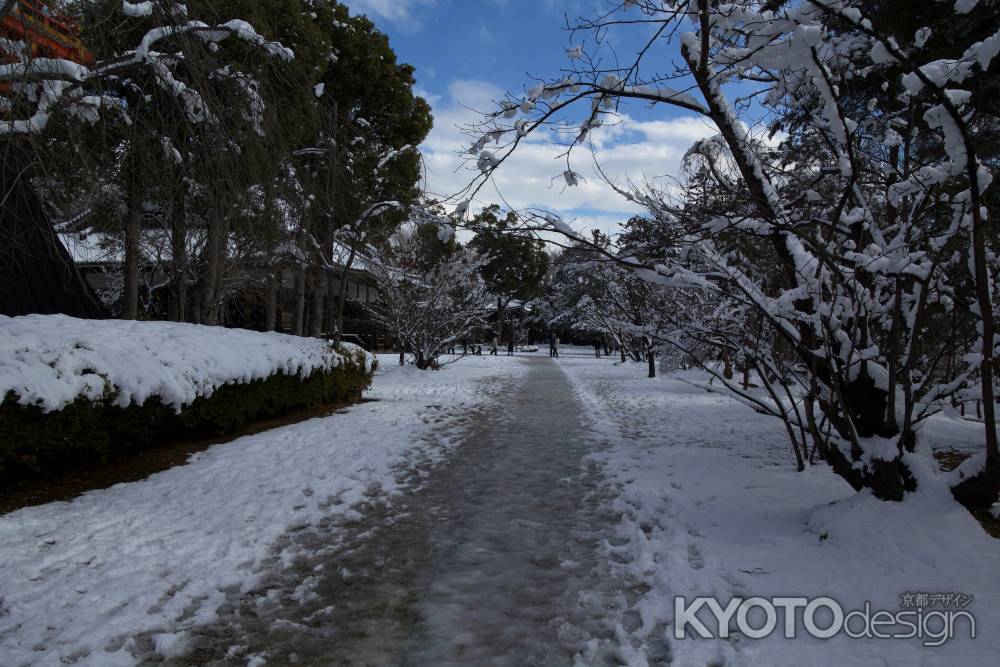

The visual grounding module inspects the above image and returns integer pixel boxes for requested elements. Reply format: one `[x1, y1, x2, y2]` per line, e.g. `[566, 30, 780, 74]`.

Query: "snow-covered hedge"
[0, 315, 374, 412]
[0, 315, 376, 474]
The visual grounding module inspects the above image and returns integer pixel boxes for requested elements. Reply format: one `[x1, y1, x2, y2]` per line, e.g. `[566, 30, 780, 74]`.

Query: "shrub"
[0, 347, 375, 479]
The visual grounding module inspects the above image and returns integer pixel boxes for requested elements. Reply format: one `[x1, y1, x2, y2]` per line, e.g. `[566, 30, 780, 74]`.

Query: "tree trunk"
[190, 289, 202, 324]
[201, 211, 226, 326]
[169, 180, 187, 322]
[264, 273, 277, 331]
[647, 348, 655, 378]
[293, 267, 306, 336]
[325, 270, 338, 332]
[950, 191, 1000, 508]
[496, 295, 504, 342]
[309, 270, 325, 338]
[811, 373, 916, 502]
[945, 71, 1000, 509]
[123, 202, 140, 320]
[123, 168, 141, 320]
[334, 243, 358, 345]
[323, 103, 338, 335]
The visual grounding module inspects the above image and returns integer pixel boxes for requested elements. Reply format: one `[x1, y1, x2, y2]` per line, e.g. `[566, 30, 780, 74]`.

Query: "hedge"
[0, 348, 375, 479]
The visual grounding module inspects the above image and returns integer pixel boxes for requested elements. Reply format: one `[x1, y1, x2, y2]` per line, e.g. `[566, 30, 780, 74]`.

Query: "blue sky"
[347, 0, 719, 235]
[356, 0, 583, 95]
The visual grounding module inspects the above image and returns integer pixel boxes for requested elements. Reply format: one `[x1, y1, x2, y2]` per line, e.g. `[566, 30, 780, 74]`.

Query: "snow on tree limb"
[461, 0, 1000, 507]
[0, 5, 293, 134]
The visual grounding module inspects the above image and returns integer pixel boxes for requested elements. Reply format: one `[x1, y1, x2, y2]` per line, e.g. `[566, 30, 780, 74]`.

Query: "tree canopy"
[468, 204, 549, 306]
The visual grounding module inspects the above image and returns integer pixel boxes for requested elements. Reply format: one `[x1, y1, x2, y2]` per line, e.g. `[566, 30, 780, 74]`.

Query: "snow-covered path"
[0, 355, 524, 666]
[176, 354, 639, 666]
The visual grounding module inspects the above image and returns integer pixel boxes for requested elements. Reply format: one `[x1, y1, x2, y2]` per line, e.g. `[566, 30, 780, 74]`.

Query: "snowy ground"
[3, 346, 997, 666]
[557, 348, 1000, 666]
[0, 354, 522, 667]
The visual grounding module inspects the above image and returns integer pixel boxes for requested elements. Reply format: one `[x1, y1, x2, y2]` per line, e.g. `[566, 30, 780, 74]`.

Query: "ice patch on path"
[0, 354, 520, 666]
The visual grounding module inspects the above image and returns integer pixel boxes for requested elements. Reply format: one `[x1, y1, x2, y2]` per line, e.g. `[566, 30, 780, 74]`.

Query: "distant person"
[490, 335, 498, 356]
[593, 341, 602, 358]
[507, 339, 515, 356]
[461, 338, 468, 355]
[551, 335, 560, 358]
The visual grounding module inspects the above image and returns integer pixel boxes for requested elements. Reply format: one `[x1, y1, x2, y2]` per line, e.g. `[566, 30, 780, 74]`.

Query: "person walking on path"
[593, 341, 602, 358]
[549, 334, 560, 358]
[490, 335, 499, 356]
[507, 339, 515, 356]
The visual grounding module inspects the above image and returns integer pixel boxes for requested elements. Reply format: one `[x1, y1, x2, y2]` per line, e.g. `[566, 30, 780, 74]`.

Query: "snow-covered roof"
[60, 231, 380, 283]
[330, 240, 377, 274]
[59, 230, 185, 267]
[60, 233, 116, 265]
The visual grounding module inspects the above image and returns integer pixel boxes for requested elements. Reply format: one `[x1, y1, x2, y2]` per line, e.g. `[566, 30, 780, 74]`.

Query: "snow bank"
[0, 315, 373, 413]
[0, 353, 522, 666]
[557, 351, 1000, 666]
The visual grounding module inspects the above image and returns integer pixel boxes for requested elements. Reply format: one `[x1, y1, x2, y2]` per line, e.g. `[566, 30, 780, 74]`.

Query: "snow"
[0, 353, 523, 666]
[557, 352, 1000, 666]
[0, 315, 373, 413]
[0, 58, 88, 82]
[216, 19, 294, 61]
[2, 8, 293, 135]
[2, 342, 996, 664]
[58, 232, 119, 264]
[121, 1, 154, 18]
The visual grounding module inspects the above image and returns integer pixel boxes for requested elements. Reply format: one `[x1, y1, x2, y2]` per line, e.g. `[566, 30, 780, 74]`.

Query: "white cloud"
[419, 79, 717, 236]
[348, 0, 438, 25]
[413, 87, 441, 107]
